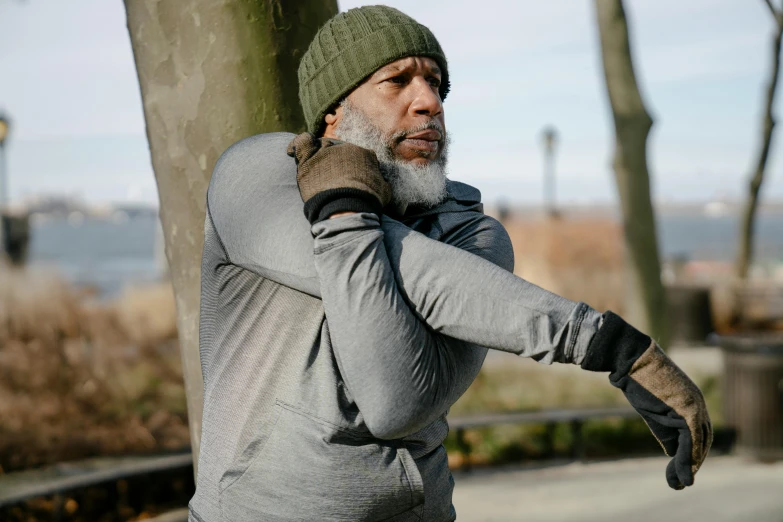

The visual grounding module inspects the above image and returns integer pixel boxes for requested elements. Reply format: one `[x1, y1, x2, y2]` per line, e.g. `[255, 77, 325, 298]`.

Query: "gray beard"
[334, 100, 450, 211]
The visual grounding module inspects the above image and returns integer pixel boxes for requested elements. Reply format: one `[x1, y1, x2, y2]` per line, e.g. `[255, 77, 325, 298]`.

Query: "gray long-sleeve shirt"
[189, 132, 603, 522]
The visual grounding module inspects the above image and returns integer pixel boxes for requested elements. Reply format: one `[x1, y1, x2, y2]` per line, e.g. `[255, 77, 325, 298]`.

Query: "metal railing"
[0, 452, 193, 508]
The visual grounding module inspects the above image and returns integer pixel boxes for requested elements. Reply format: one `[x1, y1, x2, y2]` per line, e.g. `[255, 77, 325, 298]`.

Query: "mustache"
[387, 120, 446, 145]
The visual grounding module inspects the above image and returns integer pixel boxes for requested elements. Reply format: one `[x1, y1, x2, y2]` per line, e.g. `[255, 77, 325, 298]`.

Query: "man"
[189, 6, 712, 521]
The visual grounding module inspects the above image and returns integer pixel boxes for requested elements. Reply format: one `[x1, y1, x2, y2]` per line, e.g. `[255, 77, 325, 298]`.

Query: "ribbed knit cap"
[298, 5, 450, 134]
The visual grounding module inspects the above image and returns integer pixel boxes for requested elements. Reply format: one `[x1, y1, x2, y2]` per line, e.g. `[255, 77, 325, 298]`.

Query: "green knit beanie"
[298, 5, 450, 134]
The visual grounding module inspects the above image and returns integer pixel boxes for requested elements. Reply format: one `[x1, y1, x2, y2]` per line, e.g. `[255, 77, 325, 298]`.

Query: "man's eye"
[387, 76, 406, 84]
[428, 77, 441, 88]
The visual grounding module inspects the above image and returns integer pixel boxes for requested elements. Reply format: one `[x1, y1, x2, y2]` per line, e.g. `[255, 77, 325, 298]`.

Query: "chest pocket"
[219, 401, 424, 521]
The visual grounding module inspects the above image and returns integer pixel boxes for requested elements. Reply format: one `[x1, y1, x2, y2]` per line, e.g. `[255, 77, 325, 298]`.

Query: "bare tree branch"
[763, 0, 783, 27]
[763, 0, 777, 19]
[738, 3, 783, 280]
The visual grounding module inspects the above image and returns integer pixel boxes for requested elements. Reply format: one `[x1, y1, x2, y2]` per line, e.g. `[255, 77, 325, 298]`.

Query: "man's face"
[323, 56, 450, 210]
[326, 56, 446, 166]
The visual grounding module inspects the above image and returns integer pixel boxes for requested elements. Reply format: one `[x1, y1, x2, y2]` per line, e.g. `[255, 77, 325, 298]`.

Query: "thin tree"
[594, 0, 669, 347]
[737, 0, 783, 280]
[124, 0, 338, 473]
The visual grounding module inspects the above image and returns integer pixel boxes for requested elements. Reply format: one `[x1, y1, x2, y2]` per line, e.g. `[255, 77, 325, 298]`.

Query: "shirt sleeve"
[311, 213, 602, 439]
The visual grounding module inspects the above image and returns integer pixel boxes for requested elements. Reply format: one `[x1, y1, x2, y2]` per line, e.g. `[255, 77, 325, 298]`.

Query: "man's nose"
[408, 77, 443, 118]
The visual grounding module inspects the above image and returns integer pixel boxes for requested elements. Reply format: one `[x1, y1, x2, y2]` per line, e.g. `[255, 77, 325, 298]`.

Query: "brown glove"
[286, 132, 392, 224]
[581, 312, 712, 490]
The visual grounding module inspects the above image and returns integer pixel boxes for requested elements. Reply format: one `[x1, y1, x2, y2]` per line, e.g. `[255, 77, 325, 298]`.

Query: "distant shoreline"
[485, 201, 783, 220]
[10, 196, 783, 221]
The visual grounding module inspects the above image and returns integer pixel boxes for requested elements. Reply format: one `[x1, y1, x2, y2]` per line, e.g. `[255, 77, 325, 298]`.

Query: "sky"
[0, 0, 781, 206]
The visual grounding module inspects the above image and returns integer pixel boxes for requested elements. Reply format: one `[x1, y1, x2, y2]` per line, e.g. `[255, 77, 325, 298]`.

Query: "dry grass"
[0, 264, 188, 473]
[450, 358, 626, 416]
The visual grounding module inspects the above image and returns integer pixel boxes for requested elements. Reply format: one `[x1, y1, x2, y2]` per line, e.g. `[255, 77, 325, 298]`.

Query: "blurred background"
[0, 0, 782, 521]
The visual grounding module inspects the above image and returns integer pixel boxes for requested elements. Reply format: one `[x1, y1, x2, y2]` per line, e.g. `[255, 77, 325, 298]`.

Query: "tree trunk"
[594, 0, 668, 347]
[737, 7, 783, 280]
[124, 0, 338, 475]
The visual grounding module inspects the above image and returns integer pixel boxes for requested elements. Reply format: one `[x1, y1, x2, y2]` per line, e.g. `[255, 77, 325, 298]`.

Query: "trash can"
[712, 333, 783, 461]
[666, 284, 714, 345]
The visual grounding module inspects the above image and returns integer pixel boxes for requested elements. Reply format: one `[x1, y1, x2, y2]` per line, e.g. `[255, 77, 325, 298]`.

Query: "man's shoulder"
[212, 132, 296, 184]
[208, 132, 298, 214]
[220, 132, 295, 159]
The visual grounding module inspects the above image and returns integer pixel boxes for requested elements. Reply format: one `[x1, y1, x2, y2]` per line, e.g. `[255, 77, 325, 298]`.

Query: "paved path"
[451, 455, 783, 521]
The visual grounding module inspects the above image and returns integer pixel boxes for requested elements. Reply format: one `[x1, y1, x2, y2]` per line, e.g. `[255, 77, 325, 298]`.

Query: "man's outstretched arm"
[293, 133, 712, 490]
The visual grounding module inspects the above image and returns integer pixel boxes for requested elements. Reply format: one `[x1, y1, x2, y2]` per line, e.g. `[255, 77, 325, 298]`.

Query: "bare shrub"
[0, 264, 187, 473]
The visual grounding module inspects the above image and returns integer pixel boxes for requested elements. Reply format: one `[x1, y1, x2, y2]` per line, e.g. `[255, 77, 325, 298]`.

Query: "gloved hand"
[581, 312, 713, 489]
[287, 132, 392, 224]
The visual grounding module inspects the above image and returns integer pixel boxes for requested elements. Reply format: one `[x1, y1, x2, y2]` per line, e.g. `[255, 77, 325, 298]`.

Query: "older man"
[189, 5, 711, 522]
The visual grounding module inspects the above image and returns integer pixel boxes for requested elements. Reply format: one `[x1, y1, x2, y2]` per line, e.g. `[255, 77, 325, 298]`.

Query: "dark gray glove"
[287, 133, 392, 224]
[581, 312, 713, 489]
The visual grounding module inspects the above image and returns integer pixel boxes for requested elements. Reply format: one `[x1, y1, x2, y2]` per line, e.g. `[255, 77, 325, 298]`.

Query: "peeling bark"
[124, 0, 338, 474]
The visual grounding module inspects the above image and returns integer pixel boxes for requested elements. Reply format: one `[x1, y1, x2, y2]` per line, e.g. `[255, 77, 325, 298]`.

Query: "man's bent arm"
[208, 133, 602, 438]
[207, 135, 496, 439]
[312, 212, 602, 439]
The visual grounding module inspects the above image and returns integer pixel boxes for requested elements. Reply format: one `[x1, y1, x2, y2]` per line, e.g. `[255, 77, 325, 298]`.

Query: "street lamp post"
[541, 125, 559, 219]
[0, 114, 9, 256]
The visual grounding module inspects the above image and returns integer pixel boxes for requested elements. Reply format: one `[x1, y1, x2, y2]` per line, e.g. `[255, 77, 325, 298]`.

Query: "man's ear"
[322, 104, 343, 139]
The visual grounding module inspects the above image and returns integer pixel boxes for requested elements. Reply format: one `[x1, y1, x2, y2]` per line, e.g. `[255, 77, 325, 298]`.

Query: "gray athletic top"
[189, 132, 603, 522]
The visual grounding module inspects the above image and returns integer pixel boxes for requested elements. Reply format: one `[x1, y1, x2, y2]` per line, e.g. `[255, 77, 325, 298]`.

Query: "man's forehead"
[375, 56, 441, 75]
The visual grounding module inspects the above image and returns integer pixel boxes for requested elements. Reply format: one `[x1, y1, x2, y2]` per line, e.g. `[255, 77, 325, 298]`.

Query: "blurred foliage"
[0, 264, 188, 473]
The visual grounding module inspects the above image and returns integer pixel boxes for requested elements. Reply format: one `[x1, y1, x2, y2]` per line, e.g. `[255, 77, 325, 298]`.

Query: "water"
[658, 213, 783, 263]
[28, 214, 163, 298]
[26, 210, 783, 298]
